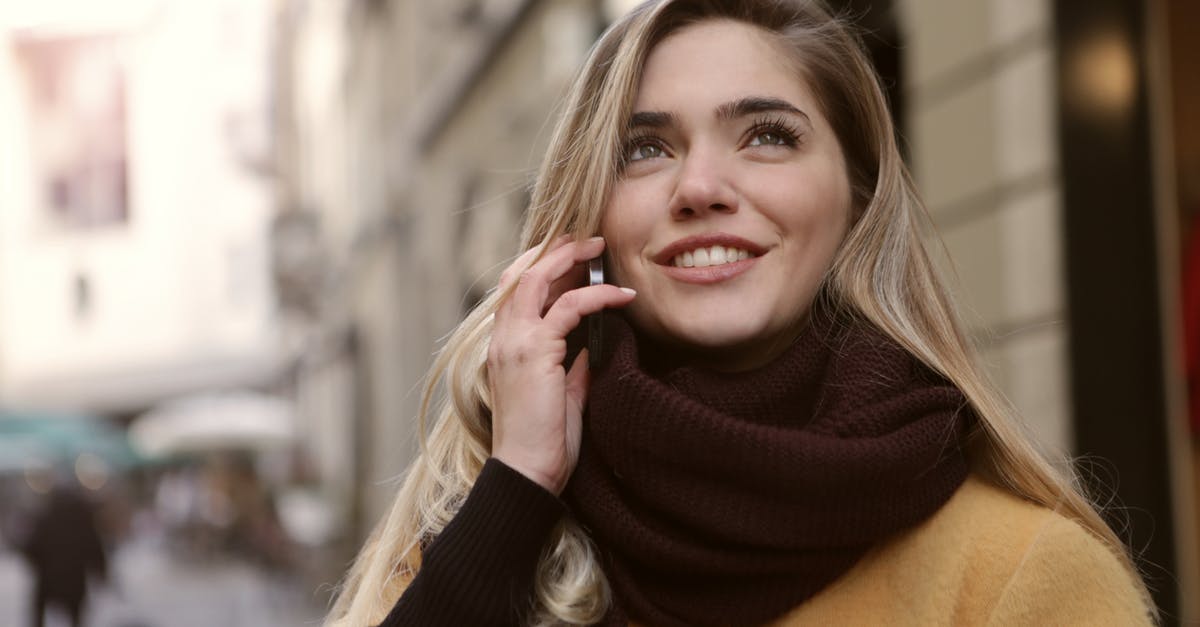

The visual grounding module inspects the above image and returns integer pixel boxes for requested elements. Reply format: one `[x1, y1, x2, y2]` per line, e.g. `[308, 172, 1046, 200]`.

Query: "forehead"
[635, 19, 814, 112]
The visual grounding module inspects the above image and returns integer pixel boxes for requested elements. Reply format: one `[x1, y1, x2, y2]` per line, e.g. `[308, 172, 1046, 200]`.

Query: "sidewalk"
[0, 537, 327, 627]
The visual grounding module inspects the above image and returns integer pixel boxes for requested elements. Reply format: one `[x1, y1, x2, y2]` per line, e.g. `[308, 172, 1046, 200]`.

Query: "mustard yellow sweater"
[739, 476, 1152, 626]
[378, 463, 1154, 626]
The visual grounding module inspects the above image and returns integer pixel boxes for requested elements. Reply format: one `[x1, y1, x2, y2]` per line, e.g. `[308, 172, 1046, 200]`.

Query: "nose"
[668, 147, 738, 219]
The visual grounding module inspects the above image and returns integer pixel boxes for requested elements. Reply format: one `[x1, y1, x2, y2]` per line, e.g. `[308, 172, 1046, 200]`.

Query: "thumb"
[564, 349, 589, 467]
[564, 348, 590, 415]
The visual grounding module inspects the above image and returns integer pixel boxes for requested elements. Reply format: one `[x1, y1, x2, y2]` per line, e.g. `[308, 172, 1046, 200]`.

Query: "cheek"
[765, 165, 852, 237]
[600, 188, 654, 272]
[761, 196, 849, 244]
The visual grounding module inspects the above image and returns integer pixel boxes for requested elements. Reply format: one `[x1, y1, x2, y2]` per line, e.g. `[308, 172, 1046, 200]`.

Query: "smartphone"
[586, 256, 605, 368]
[564, 256, 606, 370]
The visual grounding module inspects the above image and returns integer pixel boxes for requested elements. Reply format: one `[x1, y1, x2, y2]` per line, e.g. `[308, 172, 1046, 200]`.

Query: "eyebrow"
[627, 96, 810, 130]
[628, 110, 677, 129]
[716, 96, 809, 123]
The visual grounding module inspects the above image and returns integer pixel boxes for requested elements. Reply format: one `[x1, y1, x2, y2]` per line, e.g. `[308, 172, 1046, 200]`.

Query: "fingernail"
[588, 236, 605, 243]
[619, 287, 636, 295]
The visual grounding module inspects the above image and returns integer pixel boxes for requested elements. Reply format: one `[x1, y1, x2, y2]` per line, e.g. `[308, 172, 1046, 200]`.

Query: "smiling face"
[600, 18, 854, 370]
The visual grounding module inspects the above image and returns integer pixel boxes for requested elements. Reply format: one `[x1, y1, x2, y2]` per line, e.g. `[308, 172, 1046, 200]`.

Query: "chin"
[674, 325, 766, 351]
[656, 315, 779, 353]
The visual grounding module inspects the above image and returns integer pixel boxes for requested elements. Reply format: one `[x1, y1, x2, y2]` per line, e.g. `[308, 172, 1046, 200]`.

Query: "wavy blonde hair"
[328, 1, 1153, 624]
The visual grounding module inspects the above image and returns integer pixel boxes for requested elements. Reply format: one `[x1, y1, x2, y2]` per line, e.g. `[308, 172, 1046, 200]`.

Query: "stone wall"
[901, 0, 1071, 455]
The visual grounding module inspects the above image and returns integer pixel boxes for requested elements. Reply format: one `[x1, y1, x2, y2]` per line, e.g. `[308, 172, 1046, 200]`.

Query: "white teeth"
[671, 246, 754, 267]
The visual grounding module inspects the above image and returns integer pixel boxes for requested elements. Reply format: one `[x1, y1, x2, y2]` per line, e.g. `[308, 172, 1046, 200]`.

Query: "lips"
[653, 233, 767, 265]
[653, 233, 766, 284]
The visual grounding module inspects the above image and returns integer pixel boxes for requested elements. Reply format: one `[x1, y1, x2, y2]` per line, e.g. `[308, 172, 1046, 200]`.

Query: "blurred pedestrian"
[21, 478, 108, 627]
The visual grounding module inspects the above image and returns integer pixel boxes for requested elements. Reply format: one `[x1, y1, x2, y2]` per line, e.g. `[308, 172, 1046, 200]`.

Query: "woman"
[330, 0, 1155, 625]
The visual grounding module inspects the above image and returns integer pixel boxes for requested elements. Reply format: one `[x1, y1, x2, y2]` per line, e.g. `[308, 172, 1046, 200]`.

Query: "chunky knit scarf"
[564, 307, 972, 627]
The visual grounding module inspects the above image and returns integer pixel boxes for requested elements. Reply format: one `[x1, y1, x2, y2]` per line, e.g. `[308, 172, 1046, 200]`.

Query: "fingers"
[510, 236, 607, 320]
[496, 234, 585, 328]
[544, 263, 587, 317]
[541, 284, 636, 338]
[497, 234, 571, 293]
[486, 235, 629, 497]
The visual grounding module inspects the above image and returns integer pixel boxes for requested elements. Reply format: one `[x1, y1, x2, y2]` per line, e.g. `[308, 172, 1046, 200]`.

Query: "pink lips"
[654, 233, 767, 263]
[653, 233, 766, 285]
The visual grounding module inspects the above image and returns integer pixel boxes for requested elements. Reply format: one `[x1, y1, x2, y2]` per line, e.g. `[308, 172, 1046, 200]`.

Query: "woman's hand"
[489, 236, 636, 495]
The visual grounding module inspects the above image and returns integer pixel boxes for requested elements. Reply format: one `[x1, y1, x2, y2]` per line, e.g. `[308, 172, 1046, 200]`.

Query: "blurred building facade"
[253, 0, 1200, 618]
[0, 3, 326, 624]
[273, 0, 604, 549]
[904, 1, 1072, 453]
[0, 0, 281, 414]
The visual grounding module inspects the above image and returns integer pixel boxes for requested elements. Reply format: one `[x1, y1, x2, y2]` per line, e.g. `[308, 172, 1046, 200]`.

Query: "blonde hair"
[328, 1, 1153, 624]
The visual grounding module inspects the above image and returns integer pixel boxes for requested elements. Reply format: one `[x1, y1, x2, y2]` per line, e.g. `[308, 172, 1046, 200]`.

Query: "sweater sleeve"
[377, 458, 568, 627]
[985, 514, 1155, 626]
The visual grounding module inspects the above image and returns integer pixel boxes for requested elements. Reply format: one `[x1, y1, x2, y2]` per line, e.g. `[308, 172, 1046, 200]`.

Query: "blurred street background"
[0, 0, 1197, 625]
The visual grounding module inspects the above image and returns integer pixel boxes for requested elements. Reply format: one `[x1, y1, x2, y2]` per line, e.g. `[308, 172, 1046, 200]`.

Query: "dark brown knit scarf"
[564, 307, 972, 627]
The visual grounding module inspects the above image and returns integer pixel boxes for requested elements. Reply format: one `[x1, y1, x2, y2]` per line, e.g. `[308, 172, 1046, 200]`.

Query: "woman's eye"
[627, 142, 664, 162]
[749, 130, 789, 146]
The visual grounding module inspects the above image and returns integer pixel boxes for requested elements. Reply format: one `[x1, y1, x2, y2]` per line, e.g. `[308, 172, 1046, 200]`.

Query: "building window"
[15, 34, 130, 230]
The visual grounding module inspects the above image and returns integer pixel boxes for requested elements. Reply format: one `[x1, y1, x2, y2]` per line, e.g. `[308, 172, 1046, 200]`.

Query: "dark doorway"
[1056, 0, 1181, 620]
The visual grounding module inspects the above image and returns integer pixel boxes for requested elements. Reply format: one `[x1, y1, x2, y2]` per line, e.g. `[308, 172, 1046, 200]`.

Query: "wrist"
[492, 452, 565, 495]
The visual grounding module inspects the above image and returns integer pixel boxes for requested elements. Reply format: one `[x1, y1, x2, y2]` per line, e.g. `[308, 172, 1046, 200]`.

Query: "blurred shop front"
[1055, 0, 1200, 621]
